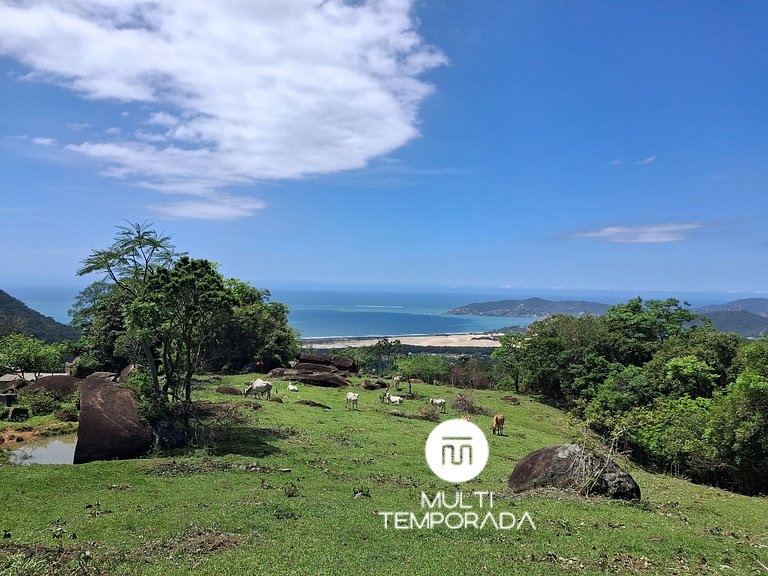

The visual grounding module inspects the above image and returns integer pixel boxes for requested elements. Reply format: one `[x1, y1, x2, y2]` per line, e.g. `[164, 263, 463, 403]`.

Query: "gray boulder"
[26, 375, 80, 398]
[87, 371, 118, 382]
[508, 444, 641, 501]
[74, 378, 154, 464]
[294, 372, 349, 388]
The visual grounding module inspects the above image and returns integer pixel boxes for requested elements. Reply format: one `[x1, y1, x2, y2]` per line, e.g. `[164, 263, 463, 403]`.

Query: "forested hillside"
[492, 297, 768, 495]
[0, 289, 79, 342]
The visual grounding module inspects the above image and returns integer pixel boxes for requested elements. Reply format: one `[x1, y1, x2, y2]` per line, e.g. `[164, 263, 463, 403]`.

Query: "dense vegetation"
[492, 297, 768, 495]
[70, 222, 299, 404]
[0, 289, 79, 343]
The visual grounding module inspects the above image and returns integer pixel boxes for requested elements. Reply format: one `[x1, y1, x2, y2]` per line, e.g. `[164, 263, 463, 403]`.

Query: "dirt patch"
[140, 459, 238, 477]
[146, 525, 244, 559]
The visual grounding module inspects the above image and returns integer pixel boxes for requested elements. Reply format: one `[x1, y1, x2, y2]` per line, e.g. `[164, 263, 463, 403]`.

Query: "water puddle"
[10, 434, 77, 465]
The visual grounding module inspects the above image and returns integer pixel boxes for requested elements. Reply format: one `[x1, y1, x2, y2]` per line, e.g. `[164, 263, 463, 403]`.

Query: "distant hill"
[696, 298, 768, 317]
[448, 297, 610, 317]
[697, 310, 768, 339]
[0, 289, 79, 342]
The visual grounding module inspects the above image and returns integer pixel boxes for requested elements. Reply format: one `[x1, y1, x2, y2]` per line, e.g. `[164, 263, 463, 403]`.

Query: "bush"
[71, 352, 103, 379]
[23, 390, 61, 416]
[55, 406, 79, 422]
[124, 370, 168, 424]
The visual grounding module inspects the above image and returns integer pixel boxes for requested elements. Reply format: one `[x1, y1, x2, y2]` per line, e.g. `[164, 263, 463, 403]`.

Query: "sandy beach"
[304, 333, 502, 349]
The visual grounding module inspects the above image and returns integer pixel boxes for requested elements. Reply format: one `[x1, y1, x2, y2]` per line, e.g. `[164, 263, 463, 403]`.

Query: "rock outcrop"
[25, 375, 80, 398]
[508, 444, 641, 501]
[267, 365, 350, 388]
[87, 371, 118, 382]
[74, 377, 154, 464]
[298, 353, 358, 373]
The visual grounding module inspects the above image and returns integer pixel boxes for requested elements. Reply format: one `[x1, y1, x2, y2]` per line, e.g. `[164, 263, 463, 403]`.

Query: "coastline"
[302, 332, 503, 349]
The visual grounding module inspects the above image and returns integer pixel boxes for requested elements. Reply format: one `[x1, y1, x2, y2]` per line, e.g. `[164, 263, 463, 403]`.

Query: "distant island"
[449, 296, 768, 339]
[447, 297, 611, 317]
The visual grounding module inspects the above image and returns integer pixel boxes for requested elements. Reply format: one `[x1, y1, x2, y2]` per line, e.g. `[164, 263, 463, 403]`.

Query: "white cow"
[287, 383, 299, 392]
[244, 378, 272, 400]
[346, 392, 359, 409]
[386, 393, 403, 405]
[428, 398, 447, 413]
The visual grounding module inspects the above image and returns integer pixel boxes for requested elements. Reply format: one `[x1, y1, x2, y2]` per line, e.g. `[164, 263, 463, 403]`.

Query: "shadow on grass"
[203, 425, 295, 458]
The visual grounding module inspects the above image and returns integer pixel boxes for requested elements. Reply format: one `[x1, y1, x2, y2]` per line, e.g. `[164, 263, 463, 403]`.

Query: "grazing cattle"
[244, 378, 272, 400]
[461, 415, 471, 421]
[385, 393, 403, 405]
[287, 383, 299, 392]
[491, 413, 505, 436]
[428, 398, 447, 413]
[346, 392, 359, 409]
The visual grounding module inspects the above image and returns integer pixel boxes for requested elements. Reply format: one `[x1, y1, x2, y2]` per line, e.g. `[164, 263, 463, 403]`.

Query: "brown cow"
[490, 413, 505, 436]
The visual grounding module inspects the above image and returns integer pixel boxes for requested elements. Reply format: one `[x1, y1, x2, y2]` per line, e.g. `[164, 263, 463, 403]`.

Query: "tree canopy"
[73, 222, 299, 407]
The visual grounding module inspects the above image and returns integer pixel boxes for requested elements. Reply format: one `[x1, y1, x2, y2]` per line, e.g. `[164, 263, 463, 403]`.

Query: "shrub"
[23, 390, 61, 416]
[124, 370, 168, 424]
[55, 406, 79, 422]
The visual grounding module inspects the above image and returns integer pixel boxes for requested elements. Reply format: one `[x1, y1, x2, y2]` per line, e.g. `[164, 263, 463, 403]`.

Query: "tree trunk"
[140, 339, 160, 391]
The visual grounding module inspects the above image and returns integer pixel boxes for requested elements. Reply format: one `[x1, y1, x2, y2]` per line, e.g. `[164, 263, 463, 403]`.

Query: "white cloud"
[635, 155, 656, 165]
[609, 159, 623, 166]
[148, 196, 267, 220]
[31, 136, 57, 146]
[0, 0, 446, 219]
[569, 222, 703, 243]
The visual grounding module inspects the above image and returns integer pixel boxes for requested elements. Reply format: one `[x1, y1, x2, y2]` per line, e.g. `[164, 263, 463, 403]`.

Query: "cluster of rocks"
[267, 353, 357, 388]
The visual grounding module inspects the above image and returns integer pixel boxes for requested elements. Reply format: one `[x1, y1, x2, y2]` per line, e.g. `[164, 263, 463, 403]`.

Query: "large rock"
[508, 444, 641, 501]
[298, 353, 358, 373]
[0, 376, 26, 393]
[74, 378, 154, 464]
[118, 365, 136, 383]
[87, 371, 118, 382]
[294, 372, 349, 388]
[26, 375, 80, 398]
[294, 362, 337, 373]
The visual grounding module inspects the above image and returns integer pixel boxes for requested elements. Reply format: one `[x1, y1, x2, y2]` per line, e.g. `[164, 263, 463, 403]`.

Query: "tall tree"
[127, 257, 234, 403]
[76, 222, 180, 390]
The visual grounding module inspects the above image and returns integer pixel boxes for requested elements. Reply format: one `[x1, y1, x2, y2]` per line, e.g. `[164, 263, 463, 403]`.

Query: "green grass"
[1, 375, 767, 575]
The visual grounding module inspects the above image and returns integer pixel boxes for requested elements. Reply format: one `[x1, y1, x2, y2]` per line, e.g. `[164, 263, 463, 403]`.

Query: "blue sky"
[0, 0, 766, 296]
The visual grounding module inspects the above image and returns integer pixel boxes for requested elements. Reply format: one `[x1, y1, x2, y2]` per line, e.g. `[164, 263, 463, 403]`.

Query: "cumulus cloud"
[635, 155, 656, 165]
[0, 0, 446, 219]
[569, 222, 703, 243]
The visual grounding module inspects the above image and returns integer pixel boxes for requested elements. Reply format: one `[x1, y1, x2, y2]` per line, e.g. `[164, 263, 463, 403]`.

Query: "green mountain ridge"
[450, 296, 768, 339]
[0, 288, 79, 342]
[448, 297, 611, 317]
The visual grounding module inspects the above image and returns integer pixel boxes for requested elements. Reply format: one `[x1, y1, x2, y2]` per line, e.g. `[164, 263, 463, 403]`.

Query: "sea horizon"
[3, 282, 767, 340]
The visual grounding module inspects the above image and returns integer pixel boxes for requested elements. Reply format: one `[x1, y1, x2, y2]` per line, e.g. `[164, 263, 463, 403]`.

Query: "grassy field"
[1, 374, 767, 575]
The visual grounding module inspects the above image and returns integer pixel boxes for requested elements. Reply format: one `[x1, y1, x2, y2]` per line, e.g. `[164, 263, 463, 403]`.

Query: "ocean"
[5, 283, 766, 340]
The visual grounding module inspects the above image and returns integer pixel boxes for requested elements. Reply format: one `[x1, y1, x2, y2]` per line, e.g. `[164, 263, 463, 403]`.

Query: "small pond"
[10, 434, 78, 465]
